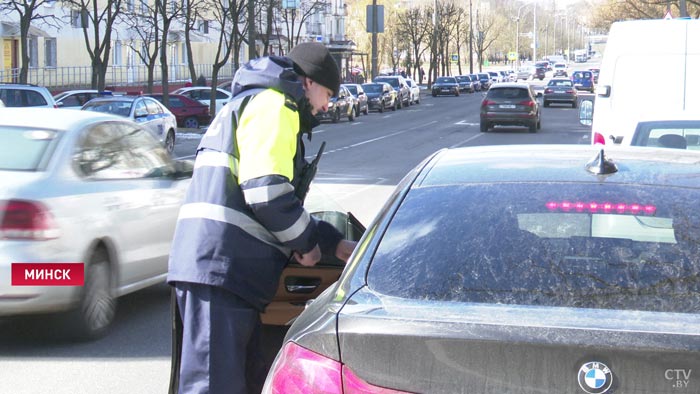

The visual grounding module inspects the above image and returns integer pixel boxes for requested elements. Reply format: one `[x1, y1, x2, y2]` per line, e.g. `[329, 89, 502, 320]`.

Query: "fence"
[0, 63, 237, 92]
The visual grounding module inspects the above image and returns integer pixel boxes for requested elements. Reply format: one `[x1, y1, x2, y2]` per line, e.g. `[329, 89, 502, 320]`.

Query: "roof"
[417, 145, 700, 189]
[0, 107, 123, 130]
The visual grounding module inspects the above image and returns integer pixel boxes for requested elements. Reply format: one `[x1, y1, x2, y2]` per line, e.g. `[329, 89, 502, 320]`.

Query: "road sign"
[450, 54, 458, 63]
[664, 10, 673, 19]
[507, 52, 517, 61]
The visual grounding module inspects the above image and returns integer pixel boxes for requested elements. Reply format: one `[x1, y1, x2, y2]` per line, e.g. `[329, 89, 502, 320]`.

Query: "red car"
[147, 93, 211, 129]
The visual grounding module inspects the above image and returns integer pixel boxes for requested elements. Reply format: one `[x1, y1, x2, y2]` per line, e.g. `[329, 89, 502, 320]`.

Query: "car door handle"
[285, 284, 319, 293]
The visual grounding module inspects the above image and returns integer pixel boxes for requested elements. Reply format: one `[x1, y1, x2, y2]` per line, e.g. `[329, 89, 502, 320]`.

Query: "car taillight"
[0, 200, 60, 240]
[518, 100, 535, 107]
[544, 88, 553, 94]
[593, 132, 607, 145]
[265, 342, 412, 394]
[481, 99, 496, 107]
[565, 89, 575, 94]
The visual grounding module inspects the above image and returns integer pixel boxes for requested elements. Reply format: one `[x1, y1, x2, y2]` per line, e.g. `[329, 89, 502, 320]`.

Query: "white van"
[591, 19, 700, 145]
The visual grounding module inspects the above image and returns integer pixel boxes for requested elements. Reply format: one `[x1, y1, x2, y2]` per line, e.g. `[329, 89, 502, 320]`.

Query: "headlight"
[328, 102, 334, 108]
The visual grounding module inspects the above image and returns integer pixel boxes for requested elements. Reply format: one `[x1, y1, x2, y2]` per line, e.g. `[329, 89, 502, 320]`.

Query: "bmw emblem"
[578, 361, 613, 394]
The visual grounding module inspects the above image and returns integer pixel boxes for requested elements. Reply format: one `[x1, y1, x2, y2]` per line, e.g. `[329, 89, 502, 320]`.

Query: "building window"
[113, 41, 123, 66]
[199, 20, 209, 34]
[44, 38, 57, 67]
[71, 9, 87, 28]
[28, 37, 39, 67]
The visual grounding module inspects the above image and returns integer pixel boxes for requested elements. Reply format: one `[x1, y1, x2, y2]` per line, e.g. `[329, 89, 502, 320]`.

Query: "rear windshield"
[362, 84, 382, 93]
[0, 127, 60, 170]
[574, 72, 592, 79]
[548, 80, 572, 87]
[0, 89, 48, 107]
[487, 88, 530, 99]
[367, 183, 700, 314]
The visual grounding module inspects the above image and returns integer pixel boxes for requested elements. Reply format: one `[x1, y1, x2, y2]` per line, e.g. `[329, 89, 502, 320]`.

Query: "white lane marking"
[455, 121, 479, 126]
[450, 133, 483, 148]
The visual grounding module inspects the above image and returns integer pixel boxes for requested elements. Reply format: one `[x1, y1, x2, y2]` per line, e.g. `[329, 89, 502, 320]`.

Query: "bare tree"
[0, 0, 61, 83]
[395, 6, 431, 81]
[591, 0, 700, 30]
[156, 0, 183, 106]
[182, 0, 208, 84]
[279, 0, 327, 52]
[473, 9, 501, 73]
[122, 2, 161, 92]
[61, 0, 124, 90]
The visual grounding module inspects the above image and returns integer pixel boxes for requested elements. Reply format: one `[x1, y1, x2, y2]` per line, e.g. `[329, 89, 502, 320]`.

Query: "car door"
[261, 211, 365, 325]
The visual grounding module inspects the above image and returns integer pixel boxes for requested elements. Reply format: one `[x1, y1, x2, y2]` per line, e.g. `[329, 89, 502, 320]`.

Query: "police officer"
[168, 43, 356, 394]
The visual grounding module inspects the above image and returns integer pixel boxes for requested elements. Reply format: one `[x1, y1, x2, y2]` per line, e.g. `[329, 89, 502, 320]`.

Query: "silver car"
[0, 108, 192, 339]
[81, 95, 178, 153]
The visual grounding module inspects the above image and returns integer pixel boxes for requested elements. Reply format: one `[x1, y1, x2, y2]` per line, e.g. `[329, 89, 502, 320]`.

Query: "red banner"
[11, 263, 85, 286]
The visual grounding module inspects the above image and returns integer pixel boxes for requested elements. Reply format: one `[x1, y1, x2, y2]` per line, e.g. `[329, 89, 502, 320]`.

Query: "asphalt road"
[0, 76, 593, 394]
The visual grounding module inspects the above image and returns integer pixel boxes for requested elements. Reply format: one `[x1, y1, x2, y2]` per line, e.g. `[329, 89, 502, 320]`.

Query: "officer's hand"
[294, 245, 322, 267]
[335, 240, 357, 262]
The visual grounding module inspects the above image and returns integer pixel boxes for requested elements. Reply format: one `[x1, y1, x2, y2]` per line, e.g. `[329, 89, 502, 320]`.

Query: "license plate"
[499, 104, 516, 109]
[442, 88, 450, 92]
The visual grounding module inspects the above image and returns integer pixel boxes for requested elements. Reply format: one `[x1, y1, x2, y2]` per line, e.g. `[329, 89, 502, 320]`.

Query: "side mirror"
[578, 100, 593, 126]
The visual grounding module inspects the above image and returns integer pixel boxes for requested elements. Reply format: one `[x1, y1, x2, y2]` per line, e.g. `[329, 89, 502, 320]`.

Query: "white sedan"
[0, 108, 192, 339]
[171, 86, 232, 115]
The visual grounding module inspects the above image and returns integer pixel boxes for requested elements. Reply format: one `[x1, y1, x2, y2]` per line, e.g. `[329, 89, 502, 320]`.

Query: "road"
[0, 78, 592, 394]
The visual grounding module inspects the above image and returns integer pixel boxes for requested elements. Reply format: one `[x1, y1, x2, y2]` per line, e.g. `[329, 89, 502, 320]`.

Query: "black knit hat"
[289, 43, 340, 96]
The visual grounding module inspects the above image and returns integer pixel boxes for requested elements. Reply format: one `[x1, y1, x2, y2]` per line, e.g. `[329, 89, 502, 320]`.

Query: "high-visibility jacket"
[167, 56, 339, 311]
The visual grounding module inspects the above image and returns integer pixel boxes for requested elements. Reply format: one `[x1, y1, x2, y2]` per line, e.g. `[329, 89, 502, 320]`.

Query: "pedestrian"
[419, 67, 425, 83]
[195, 74, 207, 86]
[167, 43, 356, 394]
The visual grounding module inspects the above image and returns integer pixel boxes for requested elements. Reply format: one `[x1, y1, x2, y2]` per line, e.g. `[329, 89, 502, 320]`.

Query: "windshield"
[436, 77, 454, 84]
[82, 101, 133, 117]
[345, 85, 358, 95]
[0, 127, 60, 171]
[367, 183, 700, 314]
[362, 84, 382, 93]
[375, 78, 398, 88]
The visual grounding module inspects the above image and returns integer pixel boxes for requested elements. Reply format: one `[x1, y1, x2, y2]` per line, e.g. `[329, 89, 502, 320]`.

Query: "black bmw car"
[431, 76, 460, 97]
[263, 145, 700, 394]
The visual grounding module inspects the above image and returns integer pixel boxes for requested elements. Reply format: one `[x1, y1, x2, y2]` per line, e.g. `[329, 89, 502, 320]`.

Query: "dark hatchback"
[147, 93, 211, 128]
[263, 145, 700, 394]
[431, 76, 460, 97]
[480, 82, 541, 133]
[534, 66, 546, 80]
[361, 82, 397, 112]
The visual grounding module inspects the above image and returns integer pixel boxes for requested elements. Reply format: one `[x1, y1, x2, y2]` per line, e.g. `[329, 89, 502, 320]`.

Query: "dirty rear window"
[487, 88, 530, 99]
[367, 183, 700, 314]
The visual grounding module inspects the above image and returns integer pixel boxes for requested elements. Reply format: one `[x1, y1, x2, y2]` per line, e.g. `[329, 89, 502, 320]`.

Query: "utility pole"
[248, 0, 256, 60]
[371, 0, 378, 80]
[532, 3, 537, 61]
[469, 0, 473, 74]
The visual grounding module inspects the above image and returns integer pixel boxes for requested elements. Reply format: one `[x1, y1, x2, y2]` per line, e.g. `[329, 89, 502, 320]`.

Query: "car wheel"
[537, 118, 542, 130]
[354, 105, 360, 117]
[572, 100, 578, 109]
[348, 106, 355, 122]
[67, 248, 115, 340]
[397, 96, 403, 109]
[379, 103, 384, 113]
[543, 100, 549, 108]
[363, 105, 369, 115]
[432, 92, 437, 97]
[164, 130, 175, 153]
[480, 122, 489, 133]
[529, 122, 537, 133]
[332, 109, 340, 123]
[416, 96, 420, 104]
[393, 100, 398, 111]
[184, 116, 200, 129]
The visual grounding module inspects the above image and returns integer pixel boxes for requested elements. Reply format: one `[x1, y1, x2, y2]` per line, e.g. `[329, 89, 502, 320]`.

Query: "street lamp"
[514, 2, 530, 70]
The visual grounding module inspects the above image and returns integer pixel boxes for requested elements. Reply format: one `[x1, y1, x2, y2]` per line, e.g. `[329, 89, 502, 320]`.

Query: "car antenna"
[585, 148, 618, 175]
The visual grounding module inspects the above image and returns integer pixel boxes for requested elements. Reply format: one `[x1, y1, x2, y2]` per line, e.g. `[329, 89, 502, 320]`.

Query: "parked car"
[455, 75, 474, 93]
[533, 66, 547, 80]
[0, 108, 193, 339]
[404, 77, 421, 104]
[571, 70, 595, 93]
[342, 83, 369, 116]
[467, 74, 482, 91]
[54, 90, 113, 109]
[480, 82, 541, 133]
[315, 84, 355, 123]
[431, 76, 460, 97]
[147, 93, 211, 129]
[477, 73, 491, 90]
[553, 62, 568, 77]
[535, 60, 551, 71]
[263, 144, 700, 394]
[543, 78, 578, 108]
[361, 82, 398, 113]
[171, 86, 232, 115]
[373, 75, 411, 108]
[0, 83, 57, 108]
[488, 71, 502, 83]
[81, 95, 178, 153]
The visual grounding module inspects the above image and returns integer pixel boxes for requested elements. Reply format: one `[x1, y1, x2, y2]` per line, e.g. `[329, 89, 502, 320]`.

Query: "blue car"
[571, 71, 595, 93]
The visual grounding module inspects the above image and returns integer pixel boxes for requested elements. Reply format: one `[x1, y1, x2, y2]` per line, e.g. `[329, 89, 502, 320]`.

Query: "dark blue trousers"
[174, 282, 266, 394]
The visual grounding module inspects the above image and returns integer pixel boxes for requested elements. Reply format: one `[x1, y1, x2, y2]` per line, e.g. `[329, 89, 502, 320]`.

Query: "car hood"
[335, 287, 700, 393]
